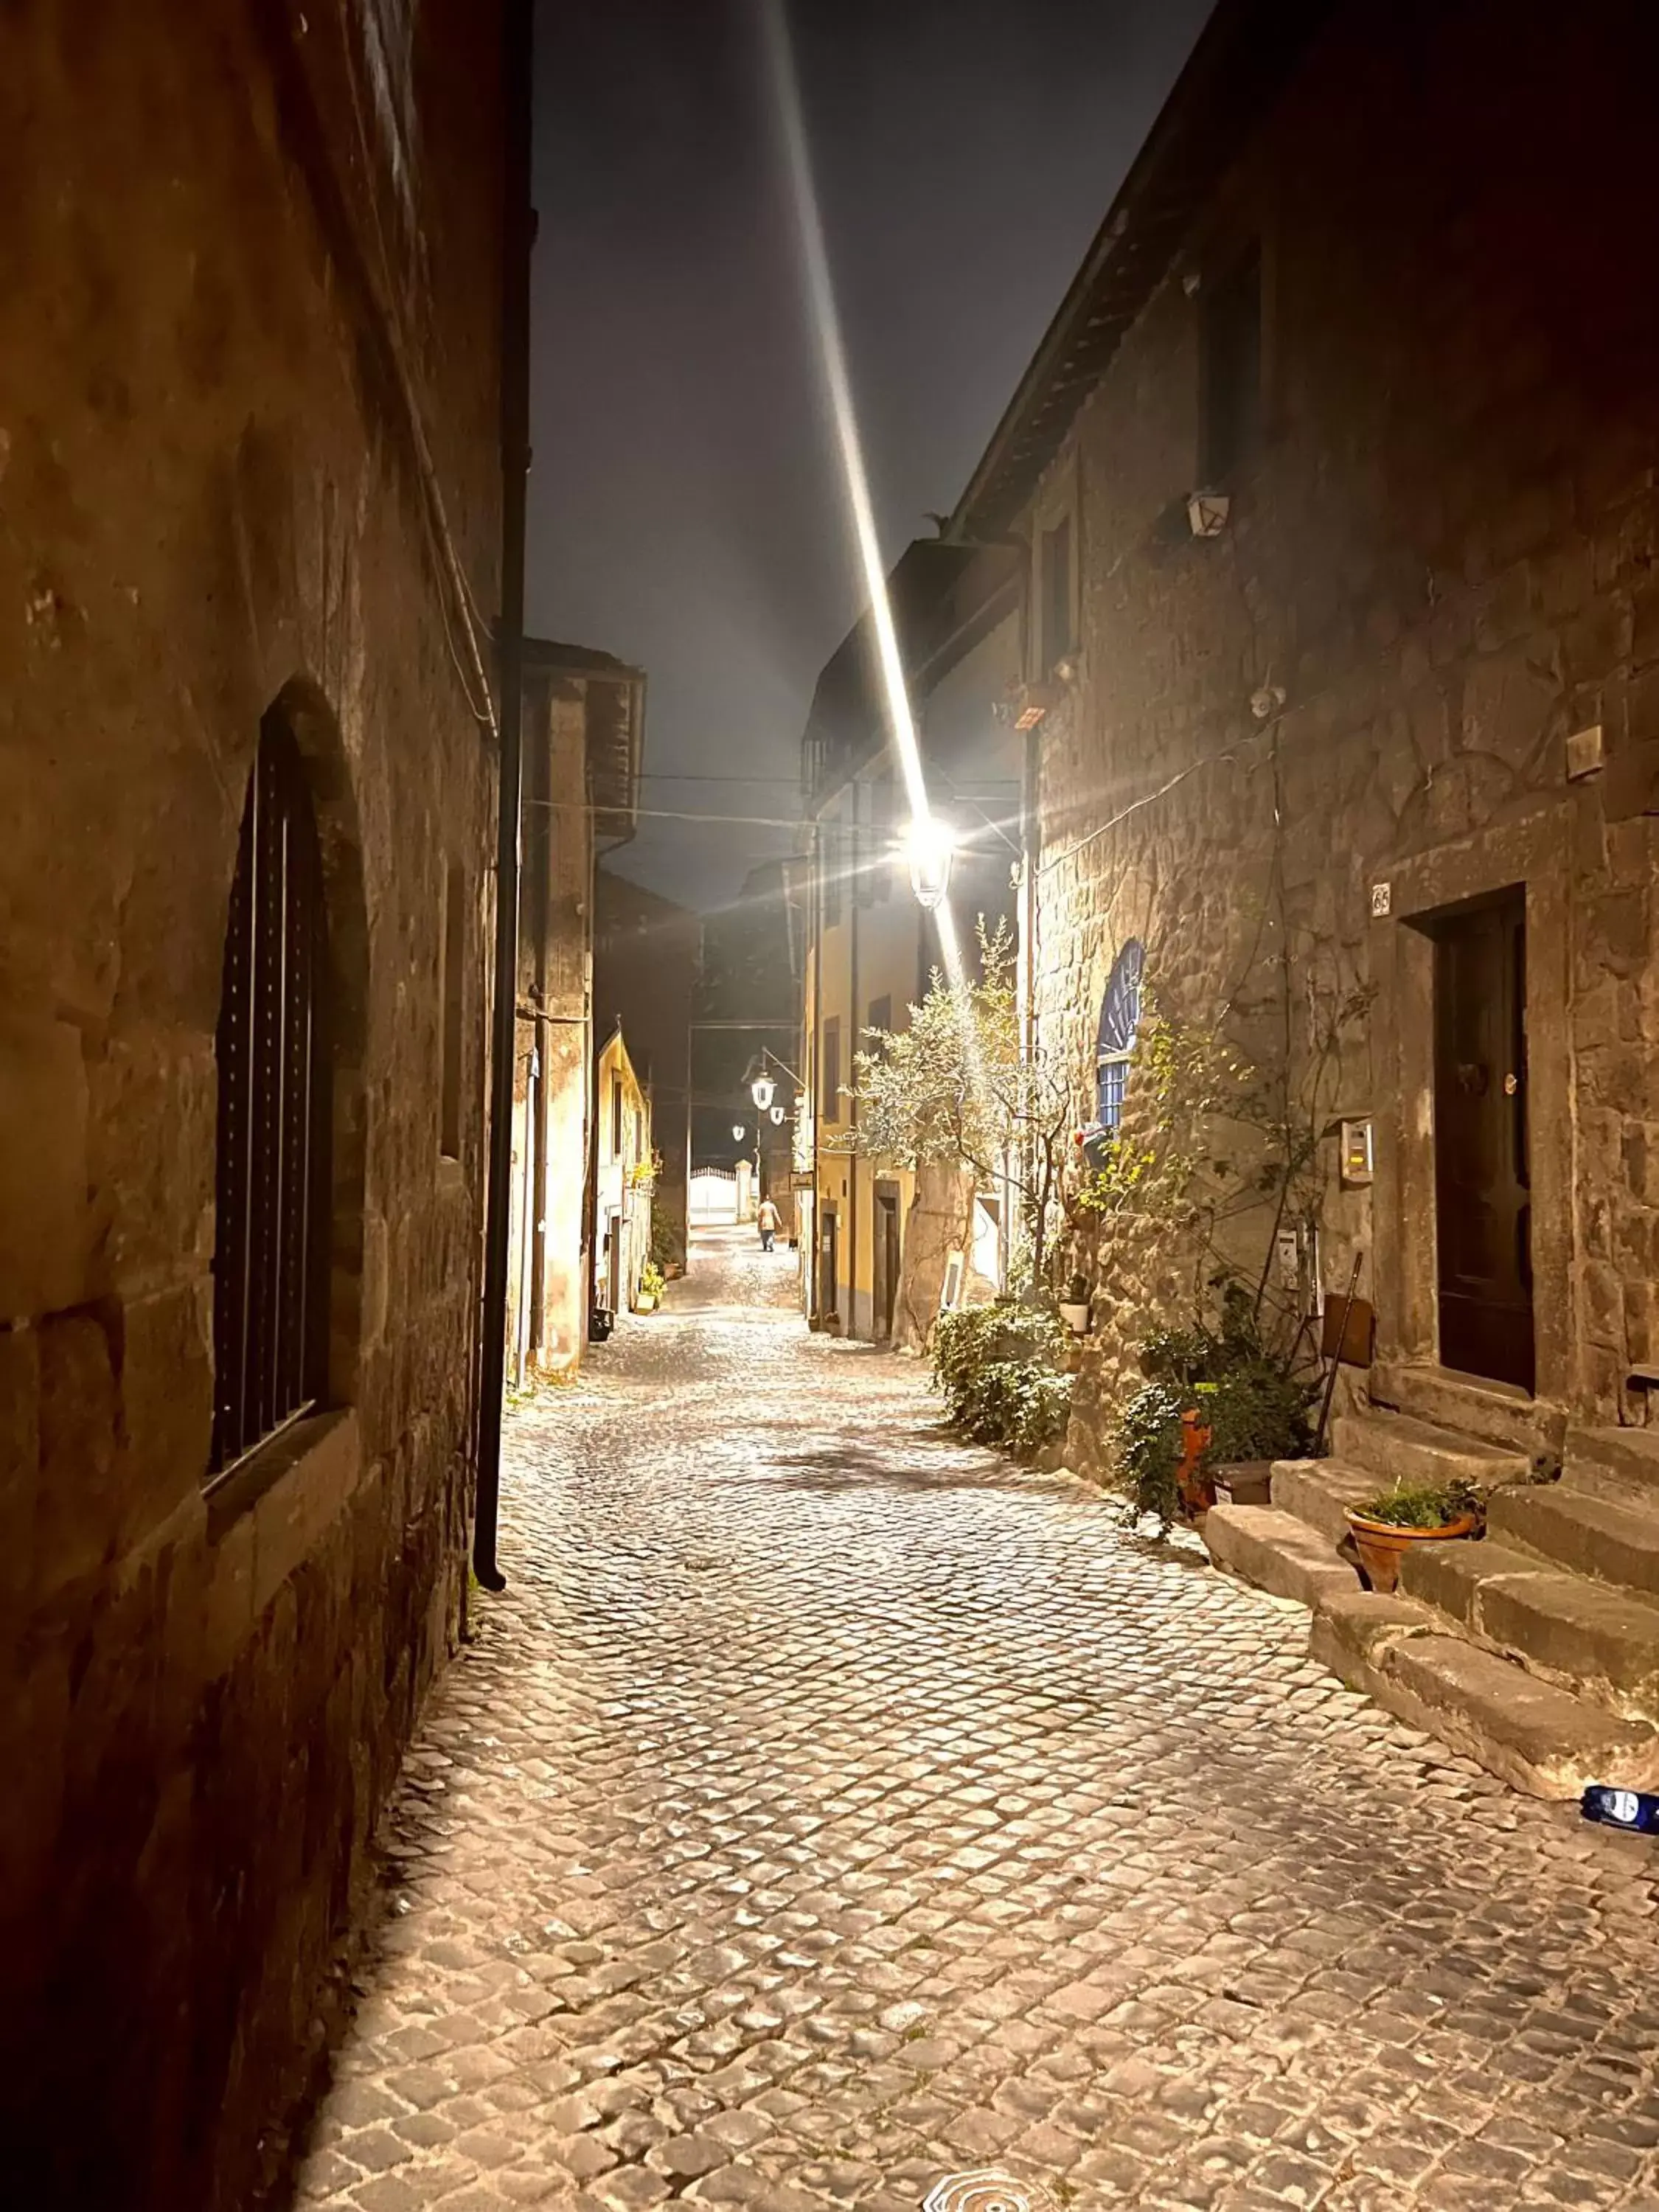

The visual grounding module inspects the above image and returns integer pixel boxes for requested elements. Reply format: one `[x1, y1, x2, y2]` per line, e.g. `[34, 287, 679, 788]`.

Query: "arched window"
[209, 710, 334, 1475]
[1095, 939, 1144, 1130]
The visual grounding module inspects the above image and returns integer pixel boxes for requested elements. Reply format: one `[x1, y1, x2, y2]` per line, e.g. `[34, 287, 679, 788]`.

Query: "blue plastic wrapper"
[1581, 1785, 1659, 1833]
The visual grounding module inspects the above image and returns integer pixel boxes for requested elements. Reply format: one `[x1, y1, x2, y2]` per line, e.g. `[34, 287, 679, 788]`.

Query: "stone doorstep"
[1397, 1537, 1659, 1723]
[1269, 1458, 1376, 1546]
[1487, 1481, 1659, 1603]
[1368, 1357, 1565, 1458]
[1568, 1423, 1659, 1507]
[1201, 1503, 1360, 1610]
[1310, 1590, 1659, 1801]
[1330, 1408, 1532, 1493]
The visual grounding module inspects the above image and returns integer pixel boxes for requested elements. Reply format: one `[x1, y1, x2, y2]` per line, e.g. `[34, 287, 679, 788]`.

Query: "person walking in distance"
[757, 1195, 781, 1253]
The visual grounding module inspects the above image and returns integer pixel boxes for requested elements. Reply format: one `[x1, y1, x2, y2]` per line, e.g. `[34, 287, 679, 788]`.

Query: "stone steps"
[1201, 1503, 1359, 1609]
[1330, 1408, 1531, 1494]
[1368, 1357, 1564, 1458]
[1310, 1588, 1659, 1800]
[1488, 1480, 1659, 1602]
[1204, 1399, 1659, 1799]
[1268, 1456, 1376, 1545]
[1567, 1424, 1659, 1509]
[1396, 1537, 1659, 1723]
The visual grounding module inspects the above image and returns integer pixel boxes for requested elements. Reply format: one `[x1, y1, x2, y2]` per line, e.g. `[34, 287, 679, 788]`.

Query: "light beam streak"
[759, 0, 939, 846]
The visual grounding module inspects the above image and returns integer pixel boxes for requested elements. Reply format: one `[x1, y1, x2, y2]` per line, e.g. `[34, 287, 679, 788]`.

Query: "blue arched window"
[1095, 939, 1144, 1130]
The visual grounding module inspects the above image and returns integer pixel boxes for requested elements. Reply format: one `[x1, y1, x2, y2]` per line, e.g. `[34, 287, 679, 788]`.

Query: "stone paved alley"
[290, 1231, 1659, 2212]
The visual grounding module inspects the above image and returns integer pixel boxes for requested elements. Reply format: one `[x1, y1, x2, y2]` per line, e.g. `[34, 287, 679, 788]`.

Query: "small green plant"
[1352, 1477, 1481, 1528]
[639, 1262, 666, 1301]
[1110, 1380, 1188, 1534]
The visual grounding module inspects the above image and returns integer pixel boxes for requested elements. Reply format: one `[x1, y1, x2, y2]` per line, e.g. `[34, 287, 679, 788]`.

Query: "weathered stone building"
[800, 539, 1022, 1340]
[506, 641, 644, 1377]
[953, 0, 1659, 1790]
[1, 4, 511, 2199]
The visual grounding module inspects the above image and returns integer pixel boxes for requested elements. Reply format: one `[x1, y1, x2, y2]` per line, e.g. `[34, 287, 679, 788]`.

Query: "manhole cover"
[922, 2171, 1055, 2212]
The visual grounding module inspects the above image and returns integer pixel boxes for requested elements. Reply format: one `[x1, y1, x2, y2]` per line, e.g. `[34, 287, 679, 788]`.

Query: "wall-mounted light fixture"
[903, 814, 955, 911]
[731, 1123, 747, 1144]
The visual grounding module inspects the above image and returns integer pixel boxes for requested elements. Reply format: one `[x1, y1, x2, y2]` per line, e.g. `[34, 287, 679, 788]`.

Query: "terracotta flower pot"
[1177, 1407, 1216, 1520]
[1345, 1509, 1478, 1593]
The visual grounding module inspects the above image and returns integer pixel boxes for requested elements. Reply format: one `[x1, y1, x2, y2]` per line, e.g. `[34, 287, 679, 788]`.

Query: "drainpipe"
[810, 823, 824, 1324]
[847, 784, 860, 1338]
[473, 0, 534, 1593]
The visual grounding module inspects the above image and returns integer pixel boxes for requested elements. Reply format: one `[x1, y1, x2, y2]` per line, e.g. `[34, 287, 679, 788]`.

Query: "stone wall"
[0, 4, 501, 2202]
[1018, 0, 1659, 1469]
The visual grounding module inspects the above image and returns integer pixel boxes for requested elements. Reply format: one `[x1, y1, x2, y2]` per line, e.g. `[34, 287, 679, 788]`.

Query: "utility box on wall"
[1340, 1119, 1374, 1187]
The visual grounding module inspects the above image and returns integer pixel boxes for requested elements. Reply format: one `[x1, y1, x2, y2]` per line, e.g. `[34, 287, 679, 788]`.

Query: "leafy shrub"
[931, 1303, 1071, 1456]
[1203, 1363, 1313, 1464]
[639, 1262, 665, 1300]
[1352, 1476, 1481, 1528]
[1109, 1381, 1188, 1534]
[1141, 1276, 1315, 1467]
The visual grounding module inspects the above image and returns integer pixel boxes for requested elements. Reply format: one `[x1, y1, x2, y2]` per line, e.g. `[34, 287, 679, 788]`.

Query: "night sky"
[527, 0, 1214, 914]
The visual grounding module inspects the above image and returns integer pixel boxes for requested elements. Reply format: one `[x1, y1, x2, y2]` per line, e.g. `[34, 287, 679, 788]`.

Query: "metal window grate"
[209, 714, 333, 1476]
[1095, 939, 1144, 1132]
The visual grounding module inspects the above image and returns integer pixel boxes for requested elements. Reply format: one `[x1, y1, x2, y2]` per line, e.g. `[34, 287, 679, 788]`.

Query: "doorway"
[1430, 888, 1534, 1391]
[873, 1188, 900, 1342]
[819, 1206, 839, 1324]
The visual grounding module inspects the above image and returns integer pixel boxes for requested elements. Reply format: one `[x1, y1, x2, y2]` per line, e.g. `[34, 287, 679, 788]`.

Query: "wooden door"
[819, 1208, 839, 1321]
[874, 1192, 900, 1341]
[1432, 891, 1534, 1391]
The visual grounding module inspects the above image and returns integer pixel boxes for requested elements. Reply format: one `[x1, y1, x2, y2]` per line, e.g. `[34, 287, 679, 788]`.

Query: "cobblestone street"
[291, 1229, 1659, 2212]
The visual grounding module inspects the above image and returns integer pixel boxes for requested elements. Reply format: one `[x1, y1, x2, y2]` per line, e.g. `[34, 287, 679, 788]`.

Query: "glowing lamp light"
[751, 1072, 776, 1111]
[769, 1104, 787, 1125]
[904, 814, 955, 911]
[731, 1123, 747, 1143]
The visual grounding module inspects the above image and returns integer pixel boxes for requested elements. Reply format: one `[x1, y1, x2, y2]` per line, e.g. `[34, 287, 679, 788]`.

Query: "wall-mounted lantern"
[903, 814, 955, 911]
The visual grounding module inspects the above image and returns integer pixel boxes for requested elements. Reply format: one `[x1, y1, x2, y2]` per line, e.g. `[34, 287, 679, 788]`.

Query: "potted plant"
[1059, 1271, 1092, 1336]
[1345, 1478, 1481, 1593]
[635, 1262, 665, 1313]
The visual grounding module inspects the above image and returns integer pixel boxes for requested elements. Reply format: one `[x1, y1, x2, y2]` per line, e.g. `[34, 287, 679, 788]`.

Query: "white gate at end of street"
[689, 1166, 739, 1224]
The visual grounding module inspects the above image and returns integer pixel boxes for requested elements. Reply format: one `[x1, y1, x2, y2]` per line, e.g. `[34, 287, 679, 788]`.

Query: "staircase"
[1204, 1374, 1659, 1799]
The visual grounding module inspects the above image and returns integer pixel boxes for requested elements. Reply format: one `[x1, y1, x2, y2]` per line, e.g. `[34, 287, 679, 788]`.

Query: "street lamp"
[731, 1122, 747, 1144]
[769, 1104, 787, 1125]
[902, 813, 955, 910]
[750, 1071, 776, 1111]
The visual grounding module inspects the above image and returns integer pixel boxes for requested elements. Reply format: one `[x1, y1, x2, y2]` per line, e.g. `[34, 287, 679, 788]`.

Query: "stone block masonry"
[1010, 0, 1659, 1457]
[0, 3, 504, 2205]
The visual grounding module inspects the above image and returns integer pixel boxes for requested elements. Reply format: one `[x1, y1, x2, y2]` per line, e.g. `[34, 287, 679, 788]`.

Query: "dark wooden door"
[1432, 891, 1534, 1390]
[819, 1208, 839, 1321]
[874, 1193, 900, 1340]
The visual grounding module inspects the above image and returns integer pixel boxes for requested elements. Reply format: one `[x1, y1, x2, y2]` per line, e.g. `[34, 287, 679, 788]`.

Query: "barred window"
[1095, 940, 1144, 1132]
[209, 712, 333, 1476]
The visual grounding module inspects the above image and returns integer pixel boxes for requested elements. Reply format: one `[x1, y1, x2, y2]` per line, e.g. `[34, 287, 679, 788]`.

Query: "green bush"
[1141, 1276, 1315, 1467]
[931, 1304, 1071, 1456]
[1203, 1363, 1313, 1464]
[1109, 1381, 1188, 1534]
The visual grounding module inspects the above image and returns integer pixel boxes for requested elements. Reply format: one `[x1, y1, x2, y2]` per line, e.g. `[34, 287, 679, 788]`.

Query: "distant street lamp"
[903, 814, 955, 911]
[769, 1104, 787, 1125]
[750, 1071, 776, 1111]
[731, 1122, 747, 1143]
